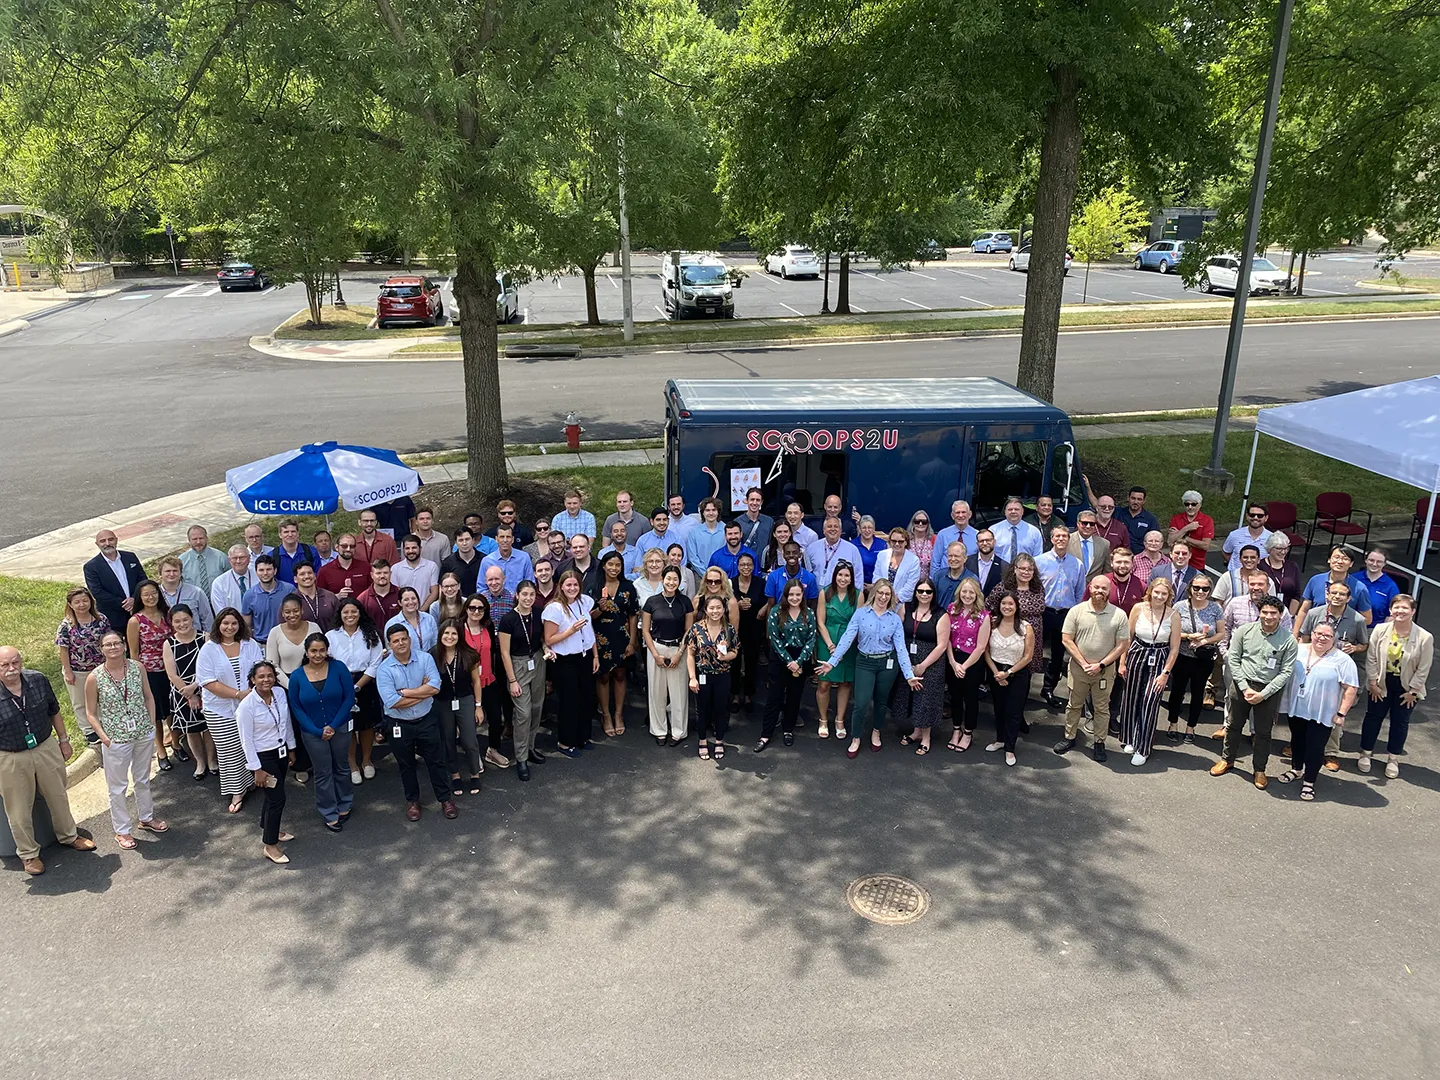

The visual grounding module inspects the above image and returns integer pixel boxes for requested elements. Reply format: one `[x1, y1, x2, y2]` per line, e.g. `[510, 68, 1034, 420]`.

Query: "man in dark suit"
[966, 528, 1008, 597]
[1068, 511, 1112, 581]
[82, 529, 146, 633]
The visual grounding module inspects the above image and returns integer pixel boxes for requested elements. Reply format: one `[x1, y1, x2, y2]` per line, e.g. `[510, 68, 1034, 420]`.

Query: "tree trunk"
[1016, 63, 1083, 403]
[582, 263, 599, 325]
[1296, 251, 1307, 296]
[835, 252, 851, 314]
[1286, 249, 1297, 294]
[304, 277, 323, 326]
[454, 245, 507, 500]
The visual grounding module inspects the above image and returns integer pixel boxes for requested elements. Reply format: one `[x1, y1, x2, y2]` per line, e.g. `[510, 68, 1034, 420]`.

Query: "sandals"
[615, 723, 625, 736]
[899, 734, 914, 746]
[1300, 782, 1315, 801]
[136, 819, 168, 833]
[835, 726, 847, 740]
[1277, 770, 1301, 784]
[699, 741, 711, 760]
[818, 724, 830, 739]
[469, 776, 483, 795]
[452, 777, 466, 797]
[155, 757, 173, 772]
[714, 742, 725, 761]
[602, 719, 617, 737]
[227, 798, 245, 814]
[915, 744, 930, 756]
[115, 833, 137, 850]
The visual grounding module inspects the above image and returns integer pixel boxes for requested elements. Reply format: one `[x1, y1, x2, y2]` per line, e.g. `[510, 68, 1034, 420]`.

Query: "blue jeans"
[1361, 674, 1413, 755]
[300, 728, 353, 822]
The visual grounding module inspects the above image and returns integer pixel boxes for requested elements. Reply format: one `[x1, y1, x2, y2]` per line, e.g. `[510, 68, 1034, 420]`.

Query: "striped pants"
[205, 709, 255, 797]
[1118, 640, 1168, 756]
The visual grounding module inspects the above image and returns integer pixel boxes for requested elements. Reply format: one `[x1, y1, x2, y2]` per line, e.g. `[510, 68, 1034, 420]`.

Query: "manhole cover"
[847, 874, 930, 925]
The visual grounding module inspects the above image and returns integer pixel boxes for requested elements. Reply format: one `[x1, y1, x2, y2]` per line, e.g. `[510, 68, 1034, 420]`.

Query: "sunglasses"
[915, 589, 934, 596]
[1183, 502, 1199, 507]
[1191, 585, 1211, 592]
[913, 519, 929, 525]
[467, 603, 484, 610]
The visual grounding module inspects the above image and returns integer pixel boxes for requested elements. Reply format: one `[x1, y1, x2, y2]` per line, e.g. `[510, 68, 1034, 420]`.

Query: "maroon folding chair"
[1263, 501, 1310, 563]
[1307, 492, 1371, 570]
[1407, 497, 1440, 561]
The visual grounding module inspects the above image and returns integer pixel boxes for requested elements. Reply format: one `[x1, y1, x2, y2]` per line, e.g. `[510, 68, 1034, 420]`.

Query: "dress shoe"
[67, 836, 97, 851]
[1093, 742, 1108, 763]
[527, 751, 546, 764]
[1209, 726, 1226, 740]
[1253, 771, 1268, 790]
[405, 802, 422, 822]
[782, 732, 795, 746]
[846, 746, 859, 759]
[22, 857, 44, 875]
[1323, 756, 1340, 772]
[441, 800, 459, 819]
[517, 762, 531, 782]
[1052, 737, 1077, 755]
[1210, 759, 1232, 777]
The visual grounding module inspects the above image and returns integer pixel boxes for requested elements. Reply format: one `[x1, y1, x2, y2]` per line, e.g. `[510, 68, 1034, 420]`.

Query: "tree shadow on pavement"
[80, 695, 1194, 994]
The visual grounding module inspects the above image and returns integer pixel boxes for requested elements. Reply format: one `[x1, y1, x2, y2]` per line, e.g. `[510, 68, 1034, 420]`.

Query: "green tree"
[1067, 187, 1150, 303]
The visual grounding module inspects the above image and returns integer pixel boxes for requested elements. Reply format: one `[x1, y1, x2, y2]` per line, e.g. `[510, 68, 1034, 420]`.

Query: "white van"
[660, 252, 734, 319]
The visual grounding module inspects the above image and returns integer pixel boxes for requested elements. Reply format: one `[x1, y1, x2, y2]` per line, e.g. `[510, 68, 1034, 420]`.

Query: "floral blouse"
[55, 613, 113, 671]
[687, 622, 738, 676]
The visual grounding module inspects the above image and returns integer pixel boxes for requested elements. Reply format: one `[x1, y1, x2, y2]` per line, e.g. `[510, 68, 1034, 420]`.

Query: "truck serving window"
[708, 452, 846, 519]
[973, 440, 1045, 524]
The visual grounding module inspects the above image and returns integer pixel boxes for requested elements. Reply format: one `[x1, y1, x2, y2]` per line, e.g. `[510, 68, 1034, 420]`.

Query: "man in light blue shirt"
[685, 499, 727, 574]
[991, 498, 1043, 563]
[376, 625, 455, 818]
[934, 500, 980, 562]
[733, 487, 774, 553]
[666, 495, 700, 547]
[803, 517, 862, 589]
[552, 491, 597, 541]
[635, 508, 676, 562]
[480, 526, 535, 591]
[597, 518, 643, 579]
[240, 556, 296, 645]
[1035, 526, 1085, 704]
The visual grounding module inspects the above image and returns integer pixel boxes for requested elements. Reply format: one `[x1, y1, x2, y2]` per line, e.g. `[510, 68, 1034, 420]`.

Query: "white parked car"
[448, 273, 522, 323]
[1008, 244, 1072, 275]
[1199, 255, 1290, 295]
[764, 244, 821, 279]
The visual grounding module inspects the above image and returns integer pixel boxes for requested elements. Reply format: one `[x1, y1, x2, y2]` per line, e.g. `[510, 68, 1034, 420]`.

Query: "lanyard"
[103, 665, 130, 705]
[514, 610, 534, 652]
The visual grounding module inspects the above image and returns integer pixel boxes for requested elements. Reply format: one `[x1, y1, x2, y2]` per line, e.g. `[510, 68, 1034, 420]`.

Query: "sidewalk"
[250, 291, 1440, 363]
[0, 447, 665, 582]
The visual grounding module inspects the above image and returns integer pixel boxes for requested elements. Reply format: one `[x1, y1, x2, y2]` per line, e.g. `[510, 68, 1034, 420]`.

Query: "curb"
[0, 318, 30, 337]
[251, 306, 1440, 363]
[65, 747, 100, 788]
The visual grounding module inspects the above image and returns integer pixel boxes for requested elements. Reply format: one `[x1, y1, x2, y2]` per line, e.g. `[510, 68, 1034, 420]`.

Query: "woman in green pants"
[817, 580, 922, 758]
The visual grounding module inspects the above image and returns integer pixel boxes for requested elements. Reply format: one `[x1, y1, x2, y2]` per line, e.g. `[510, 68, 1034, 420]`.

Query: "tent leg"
[1238, 428, 1260, 521]
[1416, 467, 1440, 603]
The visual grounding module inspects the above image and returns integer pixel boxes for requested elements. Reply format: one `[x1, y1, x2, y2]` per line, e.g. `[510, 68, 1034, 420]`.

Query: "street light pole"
[333, 268, 347, 308]
[1198, 0, 1296, 492]
[821, 249, 831, 314]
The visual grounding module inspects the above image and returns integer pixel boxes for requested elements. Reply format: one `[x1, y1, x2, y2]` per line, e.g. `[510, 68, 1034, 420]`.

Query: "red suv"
[376, 276, 444, 328]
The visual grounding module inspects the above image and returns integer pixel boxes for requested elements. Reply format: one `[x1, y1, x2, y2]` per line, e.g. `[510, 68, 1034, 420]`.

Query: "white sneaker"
[1357, 753, 1372, 774]
[362, 764, 376, 779]
[1131, 752, 1147, 766]
[985, 741, 1005, 752]
[1122, 743, 1136, 755]
[350, 770, 363, 785]
[1386, 758, 1400, 779]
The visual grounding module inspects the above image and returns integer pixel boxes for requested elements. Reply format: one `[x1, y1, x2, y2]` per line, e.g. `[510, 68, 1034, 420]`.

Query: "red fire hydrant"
[563, 411, 583, 450]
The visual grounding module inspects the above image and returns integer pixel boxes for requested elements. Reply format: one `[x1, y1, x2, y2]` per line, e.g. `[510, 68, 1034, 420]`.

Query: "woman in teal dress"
[815, 560, 859, 740]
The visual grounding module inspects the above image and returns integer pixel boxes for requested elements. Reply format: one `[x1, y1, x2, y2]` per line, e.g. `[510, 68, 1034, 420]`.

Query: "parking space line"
[165, 283, 206, 298]
[849, 304, 867, 313]
[903, 269, 937, 280]
[779, 302, 806, 317]
[954, 294, 993, 308]
[121, 294, 152, 301]
[200, 286, 221, 296]
[898, 297, 932, 310]
[1130, 291, 1173, 300]
[608, 276, 618, 288]
[855, 270, 890, 284]
[653, 305, 666, 317]
[747, 271, 776, 285]
[258, 285, 276, 296]
[944, 268, 990, 282]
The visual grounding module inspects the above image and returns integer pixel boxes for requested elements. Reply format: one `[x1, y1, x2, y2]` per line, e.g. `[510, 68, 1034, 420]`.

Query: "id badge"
[24, 731, 37, 749]
[909, 643, 919, 656]
[1267, 657, 1277, 670]
[392, 725, 403, 740]
[526, 659, 536, 672]
[886, 658, 894, 670]
[450, 699, 460, 713]
[1099, 678, 1107, 691]
[699, 673, 707, 685]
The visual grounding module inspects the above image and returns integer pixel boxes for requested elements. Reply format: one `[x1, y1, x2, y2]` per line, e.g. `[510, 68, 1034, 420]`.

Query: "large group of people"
[3, 481, 1431, 874]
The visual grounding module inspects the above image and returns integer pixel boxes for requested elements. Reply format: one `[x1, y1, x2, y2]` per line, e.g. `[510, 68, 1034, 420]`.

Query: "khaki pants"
[647, 645, 689, 739]
[511, 657, 547, 763]
[0, 738, 80, 860]
[101, 736, 155, 836]
[1064, 662, 1116, 741]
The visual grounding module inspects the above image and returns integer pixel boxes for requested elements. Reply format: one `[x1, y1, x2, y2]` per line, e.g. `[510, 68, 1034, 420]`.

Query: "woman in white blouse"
[1279, 623, 1358, 801]
[327, 598, 385, 785]
[234, 660, 296, 864]
[196, 607, 265, 814]
[543, 570, 599, 758]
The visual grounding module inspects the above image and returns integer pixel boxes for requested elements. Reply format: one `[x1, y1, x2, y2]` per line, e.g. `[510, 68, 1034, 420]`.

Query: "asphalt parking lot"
[516, 250, 1431, 325]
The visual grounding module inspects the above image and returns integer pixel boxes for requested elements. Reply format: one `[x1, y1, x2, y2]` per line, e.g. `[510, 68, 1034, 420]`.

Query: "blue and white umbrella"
[225, 442, 421, 515]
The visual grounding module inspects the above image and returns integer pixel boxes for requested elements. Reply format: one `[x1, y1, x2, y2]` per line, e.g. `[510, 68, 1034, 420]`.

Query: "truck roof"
[667, 378, 1067, 423]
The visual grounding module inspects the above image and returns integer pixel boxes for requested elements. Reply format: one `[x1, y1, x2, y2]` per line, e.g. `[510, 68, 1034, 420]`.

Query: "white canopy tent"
[1241, 375, 1440, 595]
